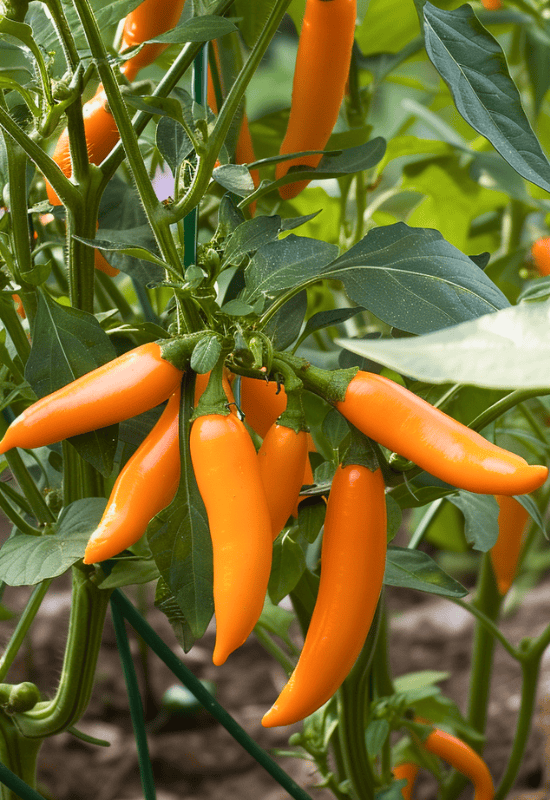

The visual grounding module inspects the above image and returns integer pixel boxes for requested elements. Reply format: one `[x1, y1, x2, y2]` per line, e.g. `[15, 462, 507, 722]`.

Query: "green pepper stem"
[0, 580, 52, 683]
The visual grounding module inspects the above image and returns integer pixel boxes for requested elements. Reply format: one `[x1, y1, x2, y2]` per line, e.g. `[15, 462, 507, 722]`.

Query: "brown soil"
[1, 569, 550, 800]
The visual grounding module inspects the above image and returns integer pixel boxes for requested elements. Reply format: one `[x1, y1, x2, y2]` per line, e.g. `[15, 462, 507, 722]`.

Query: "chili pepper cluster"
[0, 341, 546, 733]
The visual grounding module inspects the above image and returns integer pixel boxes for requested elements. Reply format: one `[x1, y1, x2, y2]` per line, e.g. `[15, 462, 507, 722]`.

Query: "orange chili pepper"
[190, 411, 272, 666]
[239, 377, 287, 438]
[481, 0, 501, 8]
[490, 495, 530, 595]
[12, 294, 25, 319]
[420, 726, 494, 800]
[531, 237, 550, 277]
[276, 0, 356, 199]
[83, 388, 181, 564]
[119, 0, 187, 82]
[393, 763, 419, 800]
[336, 371, 548, 495]
[0, 342, 183, 453]
[258, 422, 309, 539]
[262, 464, 386, 726]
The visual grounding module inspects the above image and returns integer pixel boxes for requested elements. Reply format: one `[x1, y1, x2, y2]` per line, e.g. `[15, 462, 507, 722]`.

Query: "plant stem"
[0, 715, 42, 799]
[407, 498, 444, 549]
[494, 654, 541, 800]
[43, 0, 80, 70]
[12, 566, 112, 738]
[0, 484, 41, 536]
[253, 625, 295, 675]
[70, 0, 181, 274]
[0, 580, 52, 683]
[171, 0, 292, 222]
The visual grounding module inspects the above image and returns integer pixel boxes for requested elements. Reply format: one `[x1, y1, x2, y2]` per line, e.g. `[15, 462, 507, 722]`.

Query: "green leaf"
[147, 15, 237, 43]
[394, 670, 450, 693]
[74, 232, 168, 271]
[447, 492, 499, 552]
[264, 290, 307, 350]
[296, 499, 326, 545]
[384, 546, 468, 597]
[24, 292, 118, 476]
[98, 557, 159, 589]
[154, 577, 196, 653]
[148, 374, 214, 641]
[212, 164, 255, 196]
[0, 499, 107, 586]
[220, 299, 255, 316]
[245, 235, 339, 298]
[423, 2, 550, 193]
[255, 594, 296, 646]
[234, 0, 274, 47]
[297, 307, 366, 349]
[190, 334, 222, 373]
[336, 298, 550, 390]
[97, 177, 166, 285]
[223, 215, 282, 267]
[386, 495, 402, 542]
[322, 223, 508, 335]
[268, 533, 306, 605]
[366, 719, 390, 757]
[156, 117, 193, 174]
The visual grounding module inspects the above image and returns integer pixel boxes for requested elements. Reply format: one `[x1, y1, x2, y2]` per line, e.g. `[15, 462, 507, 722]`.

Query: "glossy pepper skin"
[481, 0, 501, 8]
[190, 412, 272, 666]
[83, 389, 181, 564]
[262, 464, 387, 727]
[336, 372, 548, 496]
[119, 0, 187, 82]
[257, 423, 309, 539]
[276, 0, 356, 199]
[421, 727, 494, 800]
[239, 377, 287, 438]
[393, 763, 419, 800]
[490, 496, 530, 595]
[531, 237, 550, 277]
[0, 342, 183, 453]
[46, 88, 121, 206]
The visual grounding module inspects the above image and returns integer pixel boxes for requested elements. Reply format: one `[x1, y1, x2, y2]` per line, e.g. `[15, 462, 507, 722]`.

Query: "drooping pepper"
[490, 495, 530, 595]
[83, 388, 181, 564]
[0, 342, 183, 453]
[262, 462, 387, 727]
[190, 364, 272, 666]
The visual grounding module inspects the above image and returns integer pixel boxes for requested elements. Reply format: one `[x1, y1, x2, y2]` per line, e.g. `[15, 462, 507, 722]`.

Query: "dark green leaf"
[234, 0, 274, 47]
[216, 194, 246, 240]
[154, 577, 196, 653]
[124, 94, 184, 122]
[268, 533, 306, 605]
[190, 334, 222, 374]
[323, 222, 509, 334]
[447, 492, 499, 552]
[0, 498, 107, 585]
[97, 176, 166, 285]
[245, 235, 339, 298]
[280, 211, 321, 231]
[223, 215, 282, 266]
[24, 292, 118, 476]
[376, 782, 408, 800]
[147, 15, 237, 43]
[386, 495, 402, 542]
[366, 719, 390, 757]
[75, 232, 167, 272]
[213, 164, 255, 196]
[264, 290, 307, 350]
[148, 375, 214, 640]
[220, 299, 255, 316]
[423, 2, 550, 193]
[384, 546, 468, 597]
[156, 117, 194, 173]
[296, 498, 326, 545]
[98, 558, 159, 589]
[298, 307, 366, 347]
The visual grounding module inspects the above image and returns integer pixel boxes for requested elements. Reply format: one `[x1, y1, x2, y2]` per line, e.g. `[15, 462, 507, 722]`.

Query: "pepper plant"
[0, 0, 549, 799]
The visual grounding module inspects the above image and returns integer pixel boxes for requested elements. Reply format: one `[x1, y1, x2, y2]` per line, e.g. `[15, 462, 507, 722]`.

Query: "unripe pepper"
[119, 0, 187, 82]
[336, 372, 548, 495]
[258, 423, 309, 539]
[490, 495, 530, 595]
[239, 377, 287, 438]
[0, 342, 183, 453]
[276, 0, 356, 199]
[393, 763, 419, 800]
[262, 464, 386, 727]
[531, 237, 550, 277]
[83, 388, 181, 564]
[190, 374, 272, 666]
[419, 726, 494, 800]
